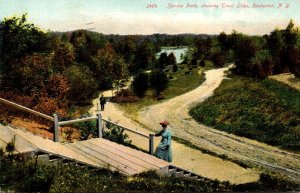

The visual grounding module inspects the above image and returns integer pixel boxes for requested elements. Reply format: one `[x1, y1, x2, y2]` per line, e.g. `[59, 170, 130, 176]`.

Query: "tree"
[233, 36, 261, 76]
[284, 20, 298, 48]
[284, 20, 300, 75]
[149, 70, 169, 97]
[132, 71, 149, 97]
[134, 40, 156, 71]
[267, 29, 285, 74]
[63, 65, 97, 102]
[53, 42, 75, 71]
[158, 52, 168, 69]
[249, 50, 273, 78]
[120, 36, 136, 66]
[95, 43, 117, 88]
[218, 32, 229, 51]
[211, 49, 225, 67]
[69, 30, 93, 66]
[0, 14, 51, 89]
[45, 74, 70, 103]
[9, 53, 53, 95]
[0, 14, 51, 62]
[194, 37, 212, 60]
[167, 52, 176, 66]
[267, 20, 299, 75]
[288, 47, 300, 77]
[111, 56, 129, 94]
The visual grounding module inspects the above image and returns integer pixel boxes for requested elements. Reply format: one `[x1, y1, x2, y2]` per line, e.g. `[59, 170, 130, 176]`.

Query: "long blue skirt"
[154, 143, 172, 162]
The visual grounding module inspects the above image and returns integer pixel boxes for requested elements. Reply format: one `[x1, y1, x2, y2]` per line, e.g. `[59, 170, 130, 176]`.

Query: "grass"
[190, 74, 300, 152]
[0, 155, 232, 192]
[119, 62, 214, 120]
[1, 154, 299, 192]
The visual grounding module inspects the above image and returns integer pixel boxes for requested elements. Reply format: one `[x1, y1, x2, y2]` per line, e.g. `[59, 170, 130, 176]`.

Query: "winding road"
[138, 66, 300, 183]
[89, 65, 300, 183]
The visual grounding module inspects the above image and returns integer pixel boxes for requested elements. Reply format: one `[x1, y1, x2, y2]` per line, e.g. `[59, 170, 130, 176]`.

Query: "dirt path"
[137, 67, 300, 183]
[89, 68, 260, 184]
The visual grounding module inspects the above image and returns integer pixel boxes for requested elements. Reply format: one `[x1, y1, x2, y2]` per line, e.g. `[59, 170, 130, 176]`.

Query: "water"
[156, 47, 188, 64]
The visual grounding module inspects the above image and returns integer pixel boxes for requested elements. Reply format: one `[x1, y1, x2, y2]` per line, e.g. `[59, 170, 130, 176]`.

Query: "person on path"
[154, 120, 172, 162]
[99, 94, 106, 111]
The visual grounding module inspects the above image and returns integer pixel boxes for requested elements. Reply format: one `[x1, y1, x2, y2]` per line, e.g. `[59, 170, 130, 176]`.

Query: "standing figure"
[154, 120, 172, 162]
[99, 94, 106, 111]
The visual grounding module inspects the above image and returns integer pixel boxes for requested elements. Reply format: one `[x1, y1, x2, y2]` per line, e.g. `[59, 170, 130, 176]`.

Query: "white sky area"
[0, 0, 300, 35]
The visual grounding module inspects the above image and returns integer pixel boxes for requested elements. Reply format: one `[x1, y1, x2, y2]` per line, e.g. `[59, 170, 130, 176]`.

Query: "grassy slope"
[190, 74, 300, 152]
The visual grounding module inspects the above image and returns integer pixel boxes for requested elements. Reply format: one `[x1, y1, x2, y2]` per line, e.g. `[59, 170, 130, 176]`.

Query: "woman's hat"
[159, 120, 170, 126]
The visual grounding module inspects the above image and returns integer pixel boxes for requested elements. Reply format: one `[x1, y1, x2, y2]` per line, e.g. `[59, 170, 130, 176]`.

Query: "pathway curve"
[138, 66, 300, 183]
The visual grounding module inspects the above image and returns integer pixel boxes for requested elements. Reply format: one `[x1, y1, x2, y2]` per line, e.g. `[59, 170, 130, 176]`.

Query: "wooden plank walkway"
[0, 124, 169, 175]
[65, 138, 169, 175]
[0, 124, 97, 166]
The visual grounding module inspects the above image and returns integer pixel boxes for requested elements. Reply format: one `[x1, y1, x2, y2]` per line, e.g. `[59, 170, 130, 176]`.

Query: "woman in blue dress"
[154, 120, 172, 162]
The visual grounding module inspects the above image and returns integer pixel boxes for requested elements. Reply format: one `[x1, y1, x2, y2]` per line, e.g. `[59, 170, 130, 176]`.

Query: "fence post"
[97, 113, 103, 138]
[97, 102, 100, 112]
[149, 134, 154, 155]
[53, 114, 59, 142]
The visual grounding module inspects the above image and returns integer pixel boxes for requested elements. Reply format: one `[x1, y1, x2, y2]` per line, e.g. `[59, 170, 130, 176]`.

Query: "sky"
[0, 0, 300, 35]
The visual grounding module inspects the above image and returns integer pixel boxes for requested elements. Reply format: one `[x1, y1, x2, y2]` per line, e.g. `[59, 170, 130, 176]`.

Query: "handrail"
[57, 115, 150, 139]
[58, 116, 98, 126]
[0, 97, 54, 121]
[103, 118, 150, 139]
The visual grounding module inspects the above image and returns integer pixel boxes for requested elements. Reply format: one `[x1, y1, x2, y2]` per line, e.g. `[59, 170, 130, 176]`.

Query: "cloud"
[40, 4, 297, 35]
[80, 11, 290, 35]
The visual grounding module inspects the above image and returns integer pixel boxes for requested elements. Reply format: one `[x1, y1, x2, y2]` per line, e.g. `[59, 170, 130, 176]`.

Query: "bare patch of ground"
[10, 117, 80, 142]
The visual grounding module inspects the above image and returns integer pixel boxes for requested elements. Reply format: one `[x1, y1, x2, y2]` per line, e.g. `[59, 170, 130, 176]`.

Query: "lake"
[156, 46, 189, 64]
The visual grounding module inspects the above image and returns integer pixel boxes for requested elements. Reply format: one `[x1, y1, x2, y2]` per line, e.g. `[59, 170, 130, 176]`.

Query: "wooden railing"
[0, 97, 154, 154]
[0, 98, 54, 121]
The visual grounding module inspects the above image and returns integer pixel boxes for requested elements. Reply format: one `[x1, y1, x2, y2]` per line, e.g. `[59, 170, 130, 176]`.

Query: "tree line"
[189, 20, 300, 79]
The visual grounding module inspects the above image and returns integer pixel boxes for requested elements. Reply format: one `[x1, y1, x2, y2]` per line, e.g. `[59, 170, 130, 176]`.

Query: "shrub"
[149, 70, 169, 97]
[0, 92, 65, 125]
[103, 121, 132, 146]
[200, 60, 205, 67]
[132, 71, 149, 97]
[74, 118, 97, 140]
[172, 64, 178, 72]
[0, 155, 56, 192]
[111, 89, 139, 103]
[212, 50, 225, 67]
[185, 71, 191, 75]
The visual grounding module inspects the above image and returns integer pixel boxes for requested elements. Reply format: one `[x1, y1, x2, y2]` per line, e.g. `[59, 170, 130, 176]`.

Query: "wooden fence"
[0, 98, 154, 155]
